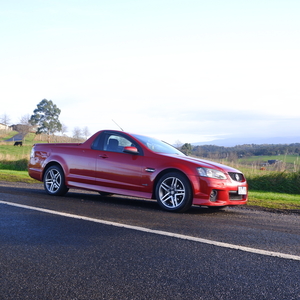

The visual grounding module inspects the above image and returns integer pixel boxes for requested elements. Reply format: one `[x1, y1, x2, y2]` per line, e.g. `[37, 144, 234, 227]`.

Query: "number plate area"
[238, 186, 247, 195]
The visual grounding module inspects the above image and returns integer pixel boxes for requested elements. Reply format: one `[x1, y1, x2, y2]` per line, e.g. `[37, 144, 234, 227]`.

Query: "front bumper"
[191, 175, 248, 207]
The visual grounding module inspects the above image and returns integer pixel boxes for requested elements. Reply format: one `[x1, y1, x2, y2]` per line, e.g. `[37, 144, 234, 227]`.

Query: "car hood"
[163, 153, 242, 173]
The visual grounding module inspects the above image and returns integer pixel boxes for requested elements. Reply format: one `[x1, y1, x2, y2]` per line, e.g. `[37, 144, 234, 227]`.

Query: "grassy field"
[0, 133, 33, 170]
[0, 131, 299, 212]
[0, 131, 81, 170]
[239, 154, 300, 164]
[238, 154, 300, 173]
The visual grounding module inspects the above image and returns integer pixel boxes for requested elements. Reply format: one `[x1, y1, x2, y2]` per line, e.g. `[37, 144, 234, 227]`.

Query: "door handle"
[99, 154, 108, 159]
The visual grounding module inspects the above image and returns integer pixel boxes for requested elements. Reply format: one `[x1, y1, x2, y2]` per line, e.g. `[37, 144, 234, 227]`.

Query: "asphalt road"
[0, 181, 300, 300]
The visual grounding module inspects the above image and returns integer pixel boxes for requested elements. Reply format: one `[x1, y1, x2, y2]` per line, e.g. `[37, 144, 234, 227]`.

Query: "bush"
[0, 158, 29, 171]
[247, 171, 300, 194]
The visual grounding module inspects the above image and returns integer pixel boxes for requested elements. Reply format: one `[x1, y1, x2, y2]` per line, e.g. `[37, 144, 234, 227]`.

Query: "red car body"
[28, 130, 248, 212]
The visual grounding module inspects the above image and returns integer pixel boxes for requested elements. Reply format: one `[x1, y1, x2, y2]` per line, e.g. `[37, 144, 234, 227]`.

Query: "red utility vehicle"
[28, 130, 248, 212]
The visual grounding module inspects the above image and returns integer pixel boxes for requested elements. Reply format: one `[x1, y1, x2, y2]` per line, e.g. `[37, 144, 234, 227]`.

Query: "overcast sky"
[1, 0, 299, 144]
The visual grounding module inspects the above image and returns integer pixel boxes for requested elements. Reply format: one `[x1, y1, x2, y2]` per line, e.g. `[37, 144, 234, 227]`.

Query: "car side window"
[104, 134, 136, 153]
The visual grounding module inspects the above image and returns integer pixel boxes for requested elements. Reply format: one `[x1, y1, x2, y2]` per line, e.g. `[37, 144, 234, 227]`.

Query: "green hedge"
[0, 159, 29, 171]
[247, 171, 300, 194]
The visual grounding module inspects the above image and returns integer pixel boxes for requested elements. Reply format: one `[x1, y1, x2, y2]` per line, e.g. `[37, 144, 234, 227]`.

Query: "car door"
[94, 132, 144, 192]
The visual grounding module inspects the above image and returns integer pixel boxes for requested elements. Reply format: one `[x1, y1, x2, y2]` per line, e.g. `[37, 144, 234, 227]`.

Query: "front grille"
[228, 172, 244, 182]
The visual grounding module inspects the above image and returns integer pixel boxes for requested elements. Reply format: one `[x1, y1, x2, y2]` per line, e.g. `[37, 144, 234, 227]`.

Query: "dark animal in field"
[14, 141, 23, 146]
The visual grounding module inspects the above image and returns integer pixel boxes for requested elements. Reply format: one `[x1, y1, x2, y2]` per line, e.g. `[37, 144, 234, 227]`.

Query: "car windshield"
[133, 134, 185, 155]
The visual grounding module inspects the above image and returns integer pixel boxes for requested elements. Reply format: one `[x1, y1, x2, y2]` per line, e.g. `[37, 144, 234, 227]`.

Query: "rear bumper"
[28, 168, 43, 181]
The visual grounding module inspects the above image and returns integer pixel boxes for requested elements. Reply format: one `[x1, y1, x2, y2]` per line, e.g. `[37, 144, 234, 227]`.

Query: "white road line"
[1, 200, 300, 261]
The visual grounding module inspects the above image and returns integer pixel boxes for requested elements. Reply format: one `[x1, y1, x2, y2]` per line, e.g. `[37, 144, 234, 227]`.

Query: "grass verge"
[0, 170, 39, 183]
[248, 191, 300, 211]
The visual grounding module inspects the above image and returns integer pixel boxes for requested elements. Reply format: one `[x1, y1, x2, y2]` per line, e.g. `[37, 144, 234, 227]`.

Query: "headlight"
[197, 167, 227, 180]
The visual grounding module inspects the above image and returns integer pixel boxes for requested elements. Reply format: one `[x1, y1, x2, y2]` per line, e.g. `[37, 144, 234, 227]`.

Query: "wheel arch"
[42, 161, 65, 181]
[152, 168, 193, 199]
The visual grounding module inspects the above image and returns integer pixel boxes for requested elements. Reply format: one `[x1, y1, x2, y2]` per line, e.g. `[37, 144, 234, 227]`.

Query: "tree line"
[180, 142, 300, 158]
[1, 99, 90, 142]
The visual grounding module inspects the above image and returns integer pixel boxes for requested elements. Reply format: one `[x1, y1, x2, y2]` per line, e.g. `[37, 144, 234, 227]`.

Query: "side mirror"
[123, 146, 139, 154]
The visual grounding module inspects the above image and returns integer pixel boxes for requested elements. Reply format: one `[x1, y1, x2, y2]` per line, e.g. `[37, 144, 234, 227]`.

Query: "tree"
[17, 114, 33, 138]
[82, 126, 90, 140]
[61, 123, 68, 136]
[0, 113, 11, 130]
[73, 127, 82, 140]
[181, 143, 192, 155]
[30, 99, 62, 142]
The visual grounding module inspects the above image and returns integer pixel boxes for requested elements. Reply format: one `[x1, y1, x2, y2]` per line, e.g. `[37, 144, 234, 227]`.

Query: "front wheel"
[44, 165, 69, 196]
[155, 172, 193, 212]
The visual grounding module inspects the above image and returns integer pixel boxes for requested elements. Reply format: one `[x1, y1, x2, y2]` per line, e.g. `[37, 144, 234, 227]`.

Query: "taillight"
[30, 147, 35, 158]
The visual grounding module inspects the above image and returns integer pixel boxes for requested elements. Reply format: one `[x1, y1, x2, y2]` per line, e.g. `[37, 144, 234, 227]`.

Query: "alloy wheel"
[158, 176, 186, 209]
[45, 168, 62, 193]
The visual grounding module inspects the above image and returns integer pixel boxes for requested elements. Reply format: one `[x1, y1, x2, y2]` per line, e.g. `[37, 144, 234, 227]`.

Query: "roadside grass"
[248, 191, 300, 210]
[0, 170, 39, 183]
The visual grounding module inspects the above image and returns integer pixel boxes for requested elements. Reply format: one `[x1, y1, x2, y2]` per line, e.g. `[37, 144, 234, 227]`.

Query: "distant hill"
[193, 136, 300, 147]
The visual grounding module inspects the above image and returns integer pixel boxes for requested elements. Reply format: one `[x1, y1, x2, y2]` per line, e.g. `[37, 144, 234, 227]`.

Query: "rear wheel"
[44, 165, 69, 196]
[155, 172, 193, 212]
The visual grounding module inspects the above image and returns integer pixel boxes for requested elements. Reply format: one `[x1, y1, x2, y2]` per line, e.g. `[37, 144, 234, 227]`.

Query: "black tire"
[155, 172, 193, 212]
[43, 165, 69, 196]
